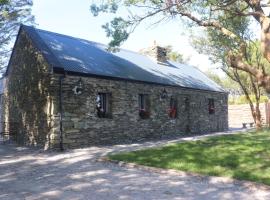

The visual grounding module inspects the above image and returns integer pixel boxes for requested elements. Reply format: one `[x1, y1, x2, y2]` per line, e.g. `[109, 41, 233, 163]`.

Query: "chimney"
[139, 42, 168, 63]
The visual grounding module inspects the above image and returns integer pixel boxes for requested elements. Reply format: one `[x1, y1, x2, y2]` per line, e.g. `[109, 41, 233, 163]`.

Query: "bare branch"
[174, 10, 240, 40]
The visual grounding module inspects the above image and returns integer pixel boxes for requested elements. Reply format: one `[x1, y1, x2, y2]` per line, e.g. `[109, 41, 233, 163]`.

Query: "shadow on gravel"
[0, 137, 269, 200]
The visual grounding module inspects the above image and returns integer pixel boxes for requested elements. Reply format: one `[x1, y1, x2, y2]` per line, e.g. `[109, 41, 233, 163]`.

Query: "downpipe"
[59, 75, 64, 151]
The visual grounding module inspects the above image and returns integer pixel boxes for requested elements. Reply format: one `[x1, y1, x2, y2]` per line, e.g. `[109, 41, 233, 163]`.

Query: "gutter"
[53, 69, 228, 94]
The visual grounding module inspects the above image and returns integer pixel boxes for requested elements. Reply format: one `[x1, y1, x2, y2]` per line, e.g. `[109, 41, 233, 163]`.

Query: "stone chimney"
[139, 41, 168, 63]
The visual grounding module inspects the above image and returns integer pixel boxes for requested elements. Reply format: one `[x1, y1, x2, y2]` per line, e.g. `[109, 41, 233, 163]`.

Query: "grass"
[109, 129, 270, 185]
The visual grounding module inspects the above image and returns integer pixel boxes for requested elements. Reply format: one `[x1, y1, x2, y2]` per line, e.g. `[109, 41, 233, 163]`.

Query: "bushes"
[229, 95, 269, 105]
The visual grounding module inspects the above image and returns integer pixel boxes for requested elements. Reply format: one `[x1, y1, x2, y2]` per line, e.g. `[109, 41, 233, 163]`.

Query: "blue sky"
[32, 0, 217, 72]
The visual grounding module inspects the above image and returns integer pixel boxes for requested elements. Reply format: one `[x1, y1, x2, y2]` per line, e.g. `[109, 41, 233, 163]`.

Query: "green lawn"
[109, 129, 270, 185]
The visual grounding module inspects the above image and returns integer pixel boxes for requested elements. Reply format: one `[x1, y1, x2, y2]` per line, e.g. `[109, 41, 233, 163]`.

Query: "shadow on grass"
[109, 129, 270, 186]
[1, 129, 270, 199]
[2, 142, 268, 200]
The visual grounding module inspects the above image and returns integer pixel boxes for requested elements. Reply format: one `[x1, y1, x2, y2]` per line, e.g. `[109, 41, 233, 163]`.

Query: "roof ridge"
[22, 25, 148, 55]
[36, 26, 102, 45]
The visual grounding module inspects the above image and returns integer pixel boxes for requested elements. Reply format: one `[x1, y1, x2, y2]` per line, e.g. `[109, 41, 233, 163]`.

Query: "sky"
[31, 0, 219, 72]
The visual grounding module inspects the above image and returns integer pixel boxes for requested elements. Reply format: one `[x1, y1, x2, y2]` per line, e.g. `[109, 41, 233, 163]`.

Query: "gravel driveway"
[1, 131, 270, 200]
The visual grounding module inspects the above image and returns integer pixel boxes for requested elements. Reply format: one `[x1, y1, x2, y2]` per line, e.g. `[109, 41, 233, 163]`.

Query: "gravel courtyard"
[1, 132, 270, 200]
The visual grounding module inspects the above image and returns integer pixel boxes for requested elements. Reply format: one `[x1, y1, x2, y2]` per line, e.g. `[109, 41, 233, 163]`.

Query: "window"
[168, 96, 177, 118]
[96, 93, 112, 118]
[138, 94, 150, 119]
[208, 98, 215, 114]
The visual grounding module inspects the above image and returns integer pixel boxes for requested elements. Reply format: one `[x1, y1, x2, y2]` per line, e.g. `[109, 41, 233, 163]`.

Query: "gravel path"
[1, 130, 270, 200]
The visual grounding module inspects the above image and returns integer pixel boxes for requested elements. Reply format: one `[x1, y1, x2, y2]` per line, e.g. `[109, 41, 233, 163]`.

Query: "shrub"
[229, 95, 269, 105]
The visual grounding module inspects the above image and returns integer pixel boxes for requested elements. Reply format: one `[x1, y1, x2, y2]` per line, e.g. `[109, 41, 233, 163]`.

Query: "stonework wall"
[228, 103, 266, 128]
[2, 30, 59, 149]
[57, 75, 228, 149]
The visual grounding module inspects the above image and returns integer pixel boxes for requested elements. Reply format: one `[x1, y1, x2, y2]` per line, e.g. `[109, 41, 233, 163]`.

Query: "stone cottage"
[2, 25, 228, 149]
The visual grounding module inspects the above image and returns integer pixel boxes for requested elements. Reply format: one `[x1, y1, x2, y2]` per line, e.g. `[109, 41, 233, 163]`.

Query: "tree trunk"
[231, 70, 263, 131]
[247, 101, 262, 131]
[229, 52, 270, 93]
[250, 74, 263, 131]
[260, 17, 270, 64]
[254, 102, 262, 131]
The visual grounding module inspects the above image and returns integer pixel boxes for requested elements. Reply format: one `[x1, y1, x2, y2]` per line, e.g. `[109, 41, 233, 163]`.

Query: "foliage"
[192, 16, 250, 67]
[205, 70, 226, 87]
[109, 129, 270, 185]
[229, 95, 269, 105]
[90, 0, 250, 49]
[205, 70, 269, 104]
[102, 17, 129, 48]
[205, 70, 245, 95]
[165, 45, 189, 63]
[0, 0, 34, 74]
[194, 11, 266, 129]
[90, 0, 270, 94]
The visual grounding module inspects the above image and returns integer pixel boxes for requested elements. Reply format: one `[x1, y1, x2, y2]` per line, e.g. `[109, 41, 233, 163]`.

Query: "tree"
[0, 0, 34, 74]
[165, 45, 190, 64]
[90, 0, 270, 94]
[194, 21, 267, 130]
[229, 70, 264, 130]
[204, 70, 225, 88]
[205, 70, 269, 104]
[191, 4, 268, 130]
[193, 6, 266, 129]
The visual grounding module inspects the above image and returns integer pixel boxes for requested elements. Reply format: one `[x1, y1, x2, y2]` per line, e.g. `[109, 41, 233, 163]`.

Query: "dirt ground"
[1, 131, 270, 200]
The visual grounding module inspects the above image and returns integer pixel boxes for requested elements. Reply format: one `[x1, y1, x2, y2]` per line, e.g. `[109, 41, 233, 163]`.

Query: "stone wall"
[228, 103, 267, 128]
[57, 74, 228, 149]
[2, 29, 59, 149]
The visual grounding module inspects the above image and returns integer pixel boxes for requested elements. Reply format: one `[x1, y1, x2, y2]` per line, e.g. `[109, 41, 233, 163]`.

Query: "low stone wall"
[228, 103, 267, 128]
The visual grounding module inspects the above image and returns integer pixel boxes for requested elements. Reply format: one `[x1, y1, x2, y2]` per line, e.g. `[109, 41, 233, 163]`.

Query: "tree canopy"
[194, 12, 267, 130]
[0, 0, 34, 74]
[165, 45, 189, 63]
[91, 0, 270, 93]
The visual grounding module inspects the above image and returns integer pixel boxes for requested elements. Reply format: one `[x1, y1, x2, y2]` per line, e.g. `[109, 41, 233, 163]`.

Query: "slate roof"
[17, 25, 225, 93]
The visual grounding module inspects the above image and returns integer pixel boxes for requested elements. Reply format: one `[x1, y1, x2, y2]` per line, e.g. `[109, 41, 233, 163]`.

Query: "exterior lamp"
[160, 88, 168, 100]
[72, 78, 83, 95]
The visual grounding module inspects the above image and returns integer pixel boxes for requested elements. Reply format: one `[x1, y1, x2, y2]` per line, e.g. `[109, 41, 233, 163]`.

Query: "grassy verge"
[109, 129, 270, 185]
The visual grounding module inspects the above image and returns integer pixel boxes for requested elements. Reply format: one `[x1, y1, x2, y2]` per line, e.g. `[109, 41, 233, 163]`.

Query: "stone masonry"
[56, 74, 228, 149]
[2, 29, 59, 149]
